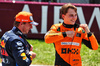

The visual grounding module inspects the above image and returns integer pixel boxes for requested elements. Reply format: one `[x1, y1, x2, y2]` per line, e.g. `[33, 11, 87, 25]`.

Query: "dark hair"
[13, 21, 26, 27]
[60, 3, 77, 19]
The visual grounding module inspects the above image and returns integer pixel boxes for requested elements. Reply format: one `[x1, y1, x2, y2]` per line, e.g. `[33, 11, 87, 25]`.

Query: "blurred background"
[0, 0, 100, 66]
[0, 0, 100, 41]
[1, 0, 100, 4]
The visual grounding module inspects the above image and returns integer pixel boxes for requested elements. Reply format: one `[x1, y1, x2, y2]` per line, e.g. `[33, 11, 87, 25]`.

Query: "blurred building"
[24, 0, 39, 1]
[57, 0, 89, 3]
[1, 0, 100, 4]
[89, 0, 100, 4]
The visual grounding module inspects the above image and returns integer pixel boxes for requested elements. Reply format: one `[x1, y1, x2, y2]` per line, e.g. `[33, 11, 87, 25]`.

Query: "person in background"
[0, 11, 38, 66]
[44, 3, 98, 66]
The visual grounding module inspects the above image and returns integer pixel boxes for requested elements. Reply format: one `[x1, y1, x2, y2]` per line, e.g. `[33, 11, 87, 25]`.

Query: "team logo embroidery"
[30, 55, 32, 61]
[57, 27, 60, 31]
[1, 58, 10, 64]
[61, 48, 79, 54]
[82, 29, 85, 33]
[21, 53, 27, 60]
[61, 42, 79, 46]
[0, 40, 9, 56]
[16, 41, 23, 46]
[1, 40, 5, 48]
[76, 33, 81, 37]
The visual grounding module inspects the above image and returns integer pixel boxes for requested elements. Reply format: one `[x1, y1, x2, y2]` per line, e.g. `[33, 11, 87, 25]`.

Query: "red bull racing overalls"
[0, 27, 32, 66]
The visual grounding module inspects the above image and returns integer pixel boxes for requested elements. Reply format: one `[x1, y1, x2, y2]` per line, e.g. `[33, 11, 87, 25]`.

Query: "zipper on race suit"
[69, 28, 76, 65]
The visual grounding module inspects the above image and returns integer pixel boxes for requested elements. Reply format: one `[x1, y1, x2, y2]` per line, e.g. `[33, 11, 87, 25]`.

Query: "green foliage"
[28, 39, 100, 66]
[0, 39, 100, 66]
[27, 39, 55, 65]
[81, 44, 100, 66]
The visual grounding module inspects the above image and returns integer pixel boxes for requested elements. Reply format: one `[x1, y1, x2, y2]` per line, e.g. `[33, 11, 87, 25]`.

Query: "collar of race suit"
[62, 22, 79, 29]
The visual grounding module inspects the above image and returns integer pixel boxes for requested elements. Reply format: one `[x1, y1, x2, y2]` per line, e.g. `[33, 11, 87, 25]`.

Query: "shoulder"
[50, 23, 62, 29]
[11, 39, 23, 47]
[1, 30, 12, 41]
[77, 27, 85, 33]
[10, 39, 25, 52]
[53, 23, 62, 27]
[2, 30, 22, 42]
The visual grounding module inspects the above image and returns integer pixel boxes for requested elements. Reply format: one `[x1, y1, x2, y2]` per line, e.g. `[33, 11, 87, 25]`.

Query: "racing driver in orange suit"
[44, 3, 98, 66]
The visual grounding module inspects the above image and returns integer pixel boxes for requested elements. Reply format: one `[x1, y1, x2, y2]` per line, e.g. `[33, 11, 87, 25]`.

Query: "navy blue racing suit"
[0, 26, 32, 66]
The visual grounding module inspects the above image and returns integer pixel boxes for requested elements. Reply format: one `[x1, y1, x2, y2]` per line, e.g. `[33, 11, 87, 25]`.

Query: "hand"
[65, 31, 75, 38]
[80, 24, 90, 33]
[29, 51, 36, 59]
[30, 45, 33, 51]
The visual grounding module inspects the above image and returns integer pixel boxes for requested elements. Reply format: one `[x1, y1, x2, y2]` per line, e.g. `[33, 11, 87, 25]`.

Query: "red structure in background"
[0, 1, 100, 42]
[0, 0, 13, 1]
[0, 0, 24, 1]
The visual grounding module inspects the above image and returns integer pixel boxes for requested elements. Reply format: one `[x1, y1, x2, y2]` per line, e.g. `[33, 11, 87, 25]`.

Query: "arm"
[82, 32, 98, 50]
[11, 40, 32, 66]
[45, 24, 76, 43]
[80, 24, 98, 50]
[44, 25, 65, 43]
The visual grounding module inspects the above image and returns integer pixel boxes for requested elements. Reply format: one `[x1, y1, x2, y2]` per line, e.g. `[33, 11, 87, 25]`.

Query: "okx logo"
[61, 48, 79, 54]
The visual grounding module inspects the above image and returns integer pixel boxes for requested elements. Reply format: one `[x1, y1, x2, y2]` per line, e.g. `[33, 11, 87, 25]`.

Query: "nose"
[73, 15, 76, 18]
[73, 15, 77, 20]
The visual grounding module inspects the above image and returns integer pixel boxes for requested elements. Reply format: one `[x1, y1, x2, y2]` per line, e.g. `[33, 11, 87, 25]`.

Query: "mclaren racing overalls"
[45, 22, 98, 66]
[0, 27, 32, 66]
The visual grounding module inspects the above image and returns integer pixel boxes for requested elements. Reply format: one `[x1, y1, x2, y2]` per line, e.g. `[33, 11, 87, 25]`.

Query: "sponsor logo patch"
[61, 48, 79, 54]
[1, 40, 5, 48]
[16, 41, 23, 46]
[21, 53, 27, 60]
[76, 33, 81, 37]
[61, 42, 79, 46]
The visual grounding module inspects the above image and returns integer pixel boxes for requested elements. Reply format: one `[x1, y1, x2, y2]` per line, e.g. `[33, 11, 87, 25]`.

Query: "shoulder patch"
[76, 33, 81, 37]
[82, 29, 85, 33]
[57, 27, 60, 31]
[16, 41, 23, 46]
[50, 23, 62, 30]
[50, 26, 55, 30]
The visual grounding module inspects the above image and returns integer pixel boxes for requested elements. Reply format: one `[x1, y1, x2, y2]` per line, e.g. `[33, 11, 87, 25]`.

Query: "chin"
[71, 22, 75, 25]
[23, 32, 28, 34]
[69, 23, 74, 25]
[26, 32, 29, 34]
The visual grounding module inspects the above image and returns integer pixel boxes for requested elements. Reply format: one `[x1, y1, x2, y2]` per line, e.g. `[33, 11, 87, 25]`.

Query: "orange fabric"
[45, 23, 98, 66]
[15, 11, 33, 22]
[45, 24, 64, 43]
[88, 34, 98, 50]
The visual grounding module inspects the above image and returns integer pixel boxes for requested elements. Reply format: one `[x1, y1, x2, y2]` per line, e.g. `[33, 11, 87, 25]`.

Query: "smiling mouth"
[71, 20, 75, 22]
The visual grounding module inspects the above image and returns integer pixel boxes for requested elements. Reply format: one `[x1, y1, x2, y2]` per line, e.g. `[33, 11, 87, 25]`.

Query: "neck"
[62, 22, 74, 28]
[12, 26, 27, 38]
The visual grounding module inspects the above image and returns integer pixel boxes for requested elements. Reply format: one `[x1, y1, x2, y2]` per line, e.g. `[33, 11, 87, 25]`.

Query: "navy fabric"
[0, 27, 32, 66]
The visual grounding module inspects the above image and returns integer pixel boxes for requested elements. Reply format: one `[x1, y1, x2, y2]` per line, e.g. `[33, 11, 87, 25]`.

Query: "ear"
[17, 22, 23, 30]
[62, 14, 65, 19]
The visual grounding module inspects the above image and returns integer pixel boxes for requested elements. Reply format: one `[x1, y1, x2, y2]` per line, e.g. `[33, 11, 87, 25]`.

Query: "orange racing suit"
[44, 23, 98, 66]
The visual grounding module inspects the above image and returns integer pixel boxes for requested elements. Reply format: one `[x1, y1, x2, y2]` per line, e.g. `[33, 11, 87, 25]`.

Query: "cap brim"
[30, 21, 39, 26]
